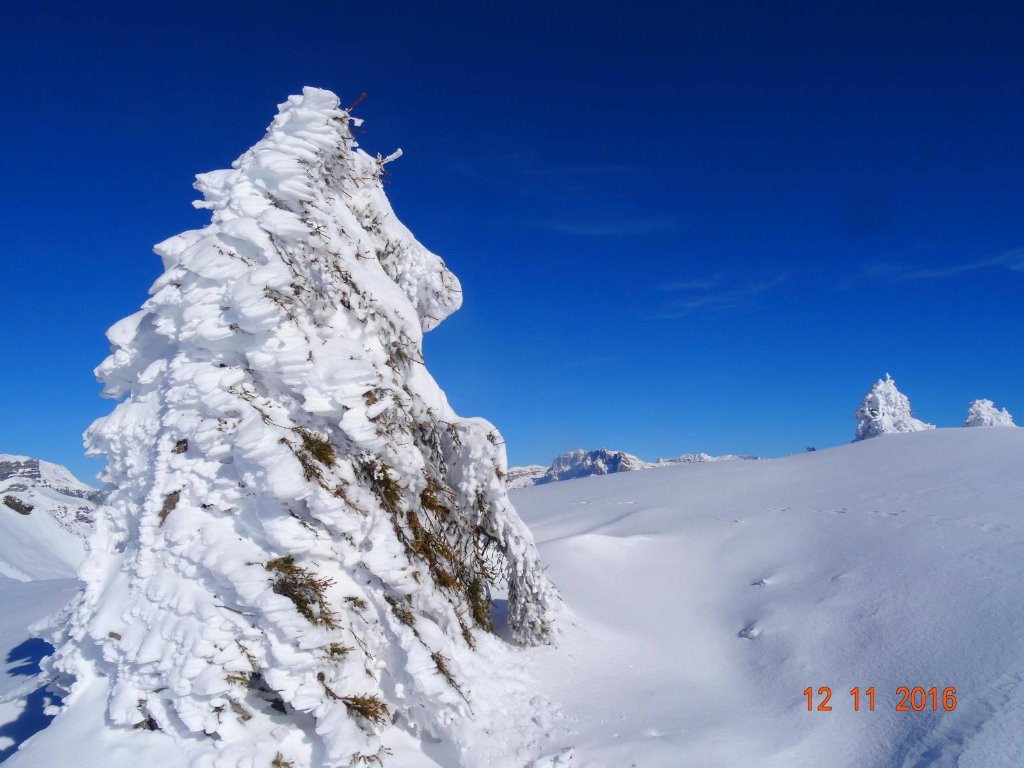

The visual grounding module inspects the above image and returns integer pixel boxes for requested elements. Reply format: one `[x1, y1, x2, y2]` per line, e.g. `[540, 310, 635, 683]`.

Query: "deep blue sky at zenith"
[2, 1, 1022, 481]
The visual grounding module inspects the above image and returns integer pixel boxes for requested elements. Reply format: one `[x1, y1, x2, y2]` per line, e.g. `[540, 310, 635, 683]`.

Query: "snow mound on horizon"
[965, 398, 1016, 427]
[853, 373, 934, 441]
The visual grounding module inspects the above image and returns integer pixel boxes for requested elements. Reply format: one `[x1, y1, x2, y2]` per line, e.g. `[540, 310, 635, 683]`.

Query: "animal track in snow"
[738, 623, 762, 639]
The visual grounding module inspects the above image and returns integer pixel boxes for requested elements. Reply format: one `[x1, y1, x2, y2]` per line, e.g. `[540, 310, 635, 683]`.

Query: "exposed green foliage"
[466, 577, 494, 633]
[363, 388, 386, 406]
[316, 673, 390, 725]
[419, 479, 449, 520]
[266, 556, 337, 628]
[385, 595, 415, 627]
[342, 693, 390, 725]
[327, 643, 351, 658]
[365, 460, 402, 514]
[271, 752, 295, 768]
[225, 673, 251, 687]
[431, 651, 465, 699]
[298, 429, 336, 467]
[344, 595, 368, 610]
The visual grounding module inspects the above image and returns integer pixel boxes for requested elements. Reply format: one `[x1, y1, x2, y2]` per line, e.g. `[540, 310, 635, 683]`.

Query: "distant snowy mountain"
[506, 464, 547, 490]
[965, 398, 1016, 427]
[655, 451, 759, 466]
[0, 454, 99, 538]
[540, 448, 649, 484]
[853, 373, 934, 441]
[510, 448, 757, 488]
[0, 455, 97, 582]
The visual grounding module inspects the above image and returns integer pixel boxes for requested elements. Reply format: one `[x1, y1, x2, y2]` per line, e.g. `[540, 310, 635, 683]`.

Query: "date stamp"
[804, 686, 957, 712]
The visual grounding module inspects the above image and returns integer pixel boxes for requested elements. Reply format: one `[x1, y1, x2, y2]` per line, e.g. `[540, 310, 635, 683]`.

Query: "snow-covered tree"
[964, 399, 1016, 427]
[853, 374, 935, 441]
[46, 87, 559, 768]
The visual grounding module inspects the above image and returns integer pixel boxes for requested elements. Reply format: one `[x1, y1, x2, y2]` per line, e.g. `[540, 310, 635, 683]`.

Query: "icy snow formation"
[964, 399, 1016, 427]
[44, 87, 558, 768]
[853, 373, 934, 441]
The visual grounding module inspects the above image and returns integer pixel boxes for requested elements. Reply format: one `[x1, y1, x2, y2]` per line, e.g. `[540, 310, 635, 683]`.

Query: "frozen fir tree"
[45, 88, 559, 768]
[853, 373, 935, 441]
[964, 399, 1016, 427]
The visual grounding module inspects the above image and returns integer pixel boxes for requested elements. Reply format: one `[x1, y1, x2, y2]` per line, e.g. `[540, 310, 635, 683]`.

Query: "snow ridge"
[43, 87, 558, 768]
[853, 373, 934, 441]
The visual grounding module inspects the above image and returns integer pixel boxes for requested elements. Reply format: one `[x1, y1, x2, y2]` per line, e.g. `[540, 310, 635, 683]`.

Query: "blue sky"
[2, 1, 1022, 482]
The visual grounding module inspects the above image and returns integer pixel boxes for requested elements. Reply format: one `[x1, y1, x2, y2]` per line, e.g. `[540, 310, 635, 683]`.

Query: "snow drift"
[37, 87, 558, 768]
[513, 427, 1024, 767]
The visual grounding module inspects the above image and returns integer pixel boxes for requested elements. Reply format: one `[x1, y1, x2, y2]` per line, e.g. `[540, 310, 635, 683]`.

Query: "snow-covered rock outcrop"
[853, 374, 934, 441]
[506, 465, 547, 490]
[964, 399, 1015, 427]
[43, 87, 559, 768]
[0, 454, 96, 580]
[538, 449, 650, 484]
[0, 454, 99, 538]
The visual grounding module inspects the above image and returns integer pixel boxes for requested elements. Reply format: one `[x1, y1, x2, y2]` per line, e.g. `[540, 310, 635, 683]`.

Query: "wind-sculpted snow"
[39, 87, 558, 768]
[513, 428, 1024, 767]
[853, 373, 934, 441]
[964, 398, 1015, 427]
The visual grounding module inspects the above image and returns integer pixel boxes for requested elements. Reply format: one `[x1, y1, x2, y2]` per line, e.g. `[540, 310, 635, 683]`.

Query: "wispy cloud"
[532, 215, 679, 237]
[656, 273, 788, 317]
[864, 249, 1024, 283]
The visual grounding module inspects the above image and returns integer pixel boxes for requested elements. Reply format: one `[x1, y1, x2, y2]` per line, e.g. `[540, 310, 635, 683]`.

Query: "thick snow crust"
[512, 428, 1024, 767]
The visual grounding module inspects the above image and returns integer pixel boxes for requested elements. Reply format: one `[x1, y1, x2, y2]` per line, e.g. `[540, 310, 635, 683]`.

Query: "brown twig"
[347, 92, 367, 111]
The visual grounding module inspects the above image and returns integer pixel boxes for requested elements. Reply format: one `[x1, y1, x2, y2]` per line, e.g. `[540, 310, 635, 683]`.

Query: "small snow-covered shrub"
[854, 374, 934, 441]
[964, 399, 1015, 427]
